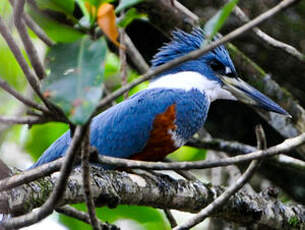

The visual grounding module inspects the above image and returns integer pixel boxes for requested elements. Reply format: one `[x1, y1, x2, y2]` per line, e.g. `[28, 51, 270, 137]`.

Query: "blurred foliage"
[27, 7, 84, 43]
[203, 0, 239, 45]
[169, 146, 206, 162]
[24, 122, 69, 161]
[60, 204, 170, 230]
[35, 0, 75, 15]
[118, 8, 148, 28]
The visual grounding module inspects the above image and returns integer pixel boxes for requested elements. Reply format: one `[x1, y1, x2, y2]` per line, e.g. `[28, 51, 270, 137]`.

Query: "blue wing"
[31, 88, 179, 168]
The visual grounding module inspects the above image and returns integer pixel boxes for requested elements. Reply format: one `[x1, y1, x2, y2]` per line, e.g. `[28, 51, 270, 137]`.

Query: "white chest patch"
[148, 71, 236, 102]
[168, 129, 186, 148]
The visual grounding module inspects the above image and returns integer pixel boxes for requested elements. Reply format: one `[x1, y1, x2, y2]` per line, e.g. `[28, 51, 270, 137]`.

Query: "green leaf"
[117, 8, 147, 28]
[27, 7, 84, 43]
[43, 36, 108, 124]
[203, 0, 239, 45]
[115, 0, 144, 13]
[75, 0, 91, 23]
[35, 0, 75, 15]
[24, 123, 69, 161]
[60, 204, 170, 230]
[75, 0, 115, 25]
[168, 146, 206, 162]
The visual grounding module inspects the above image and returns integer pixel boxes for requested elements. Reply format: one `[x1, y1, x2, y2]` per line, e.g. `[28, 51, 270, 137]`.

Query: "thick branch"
[1, 167, 305, 230]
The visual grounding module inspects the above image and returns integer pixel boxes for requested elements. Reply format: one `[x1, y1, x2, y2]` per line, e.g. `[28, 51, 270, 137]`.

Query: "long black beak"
[219, 75, 291, 117]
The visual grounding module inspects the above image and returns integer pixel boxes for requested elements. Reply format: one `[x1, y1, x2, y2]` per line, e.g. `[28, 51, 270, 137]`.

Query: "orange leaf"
[85, 2, 96, 18]
[97, 3, 123, 49]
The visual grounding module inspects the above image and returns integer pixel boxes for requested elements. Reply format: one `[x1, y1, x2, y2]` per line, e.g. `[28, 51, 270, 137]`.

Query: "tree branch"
[174, 125, 266, 229]
[55, 206, 119, 230]
[1, 131, 304, 196]
[232, 5, 305, 63]
[0, 77, 49, 113]
[175, 160, 260, 230]
[0, 15, 51, 110]
[2, 166, 305, 229]
[13, 0, 46, 79]
[81, 127, 101, 230]
[1, 126, 86, 229]
[0, 115, 51, 125]
[23, 13, 54, 46]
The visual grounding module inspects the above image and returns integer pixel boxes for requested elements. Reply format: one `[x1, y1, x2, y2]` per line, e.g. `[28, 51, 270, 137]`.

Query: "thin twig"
[0, 158, 62, 192]
[0, 159, 11, 180]
[0, 115, 50, 125]
[3, 131, 304, 193]
[8, 0, 54, 46]
[23, 14, 54, 46]
[119, 5, 128, 99]
[232, 5, 305, 63]
[124, 34, 150, 74]
[13, 0, 46, 79]
[187, 137, 256, 155]
[164, 209, 177, 228]
[0, 15, 50, 109]
[56, 206, 119, 230]
[94, 0, 300, 114]
[2, 126, 85, 229]
[94, 132, 305, 170]
[163, 159, 197, 181]
[119, 28, 128, 99]
[0, 77, 49, 113]
[81, 127, 101, 230]
[173, 160, 260, 230]
[174, 126, 266, 229]
[255, 125, 267, 150]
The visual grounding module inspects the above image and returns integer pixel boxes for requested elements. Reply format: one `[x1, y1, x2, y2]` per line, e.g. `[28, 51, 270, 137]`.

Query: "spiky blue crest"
[151, 28, 236, 80]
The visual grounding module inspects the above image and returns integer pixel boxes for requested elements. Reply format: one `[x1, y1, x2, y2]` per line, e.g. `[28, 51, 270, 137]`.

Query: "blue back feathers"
[151, 28, 236, 81]
[32, 88, 209, 168]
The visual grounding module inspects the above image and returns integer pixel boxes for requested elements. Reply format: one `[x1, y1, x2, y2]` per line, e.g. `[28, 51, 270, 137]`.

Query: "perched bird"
[31, 28, 289, 168]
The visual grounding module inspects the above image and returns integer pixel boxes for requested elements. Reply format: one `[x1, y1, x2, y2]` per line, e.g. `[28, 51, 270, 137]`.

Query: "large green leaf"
[35, 0, 75, 15]
[43, 36, 107, 124]
[115, 0, 144, 13]
[203, 0, 239, 45]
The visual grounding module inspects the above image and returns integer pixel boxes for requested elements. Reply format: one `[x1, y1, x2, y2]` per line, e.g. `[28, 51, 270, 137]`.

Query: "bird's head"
[150, 28, 290, 116]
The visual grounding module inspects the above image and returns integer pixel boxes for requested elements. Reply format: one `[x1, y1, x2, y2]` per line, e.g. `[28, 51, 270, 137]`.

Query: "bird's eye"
[210, 61, 235, 78]
[210, 60, 225, 73]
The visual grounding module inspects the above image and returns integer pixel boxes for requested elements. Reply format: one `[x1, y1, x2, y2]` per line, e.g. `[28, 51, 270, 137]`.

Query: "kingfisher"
[31, 28, 289, 168]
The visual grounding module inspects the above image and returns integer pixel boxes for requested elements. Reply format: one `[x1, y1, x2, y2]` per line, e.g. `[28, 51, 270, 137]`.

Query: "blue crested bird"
[31, 28, 289, 168]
